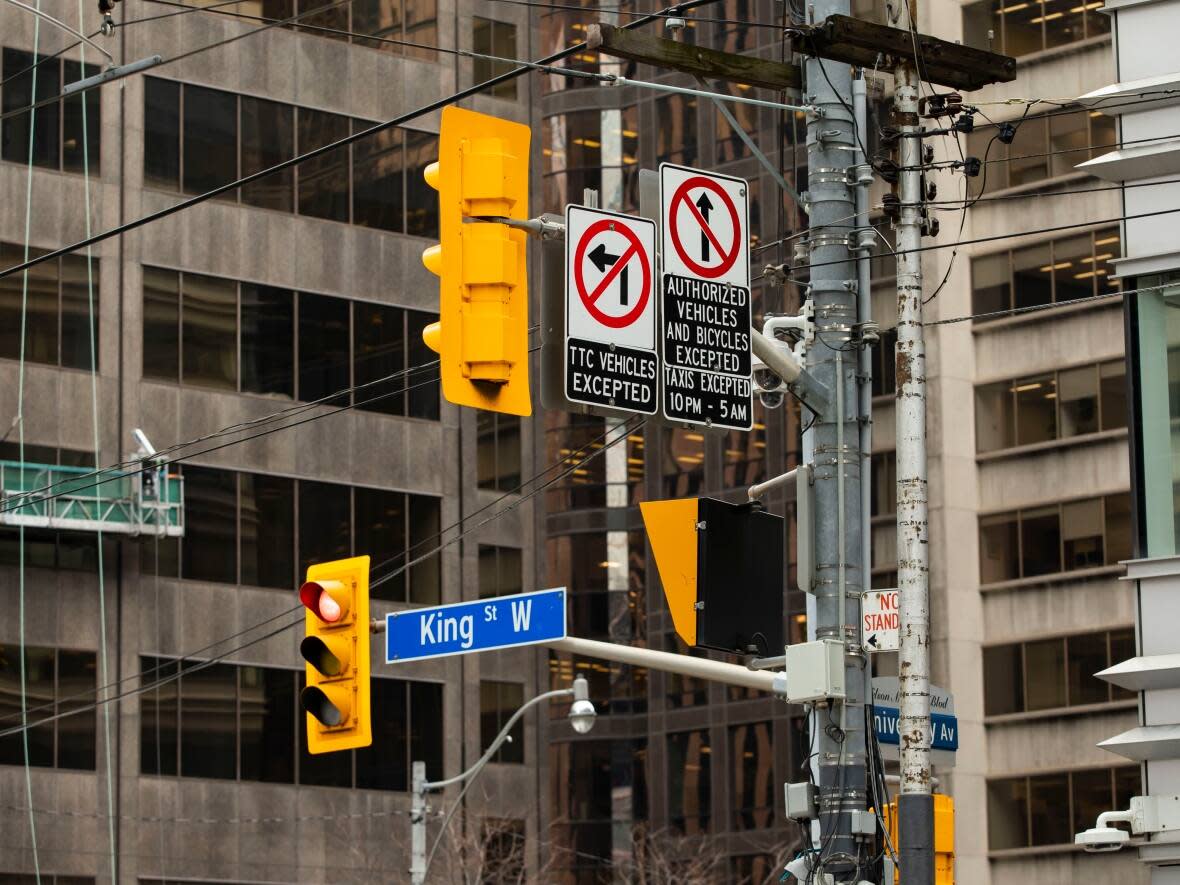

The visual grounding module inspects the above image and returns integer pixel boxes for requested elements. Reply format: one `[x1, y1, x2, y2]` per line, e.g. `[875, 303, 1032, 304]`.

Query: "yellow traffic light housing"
[298, 555, 371, 754]
[884, 794, 955, 883]
[421, 106, 531, 416]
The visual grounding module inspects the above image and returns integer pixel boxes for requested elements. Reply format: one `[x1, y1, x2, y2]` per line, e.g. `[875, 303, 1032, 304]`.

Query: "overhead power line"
[0, 412, 645, 740]
[789, 205, 1180, 276]
[0, 0, 723, 282]
[0, 358, 442, 516]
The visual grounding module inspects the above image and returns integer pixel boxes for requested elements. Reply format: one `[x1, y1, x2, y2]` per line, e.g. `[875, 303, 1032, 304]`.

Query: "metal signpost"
[385, 588, 567, 663]
[564, 205, 659, 414]
[658, 163, 753, 431]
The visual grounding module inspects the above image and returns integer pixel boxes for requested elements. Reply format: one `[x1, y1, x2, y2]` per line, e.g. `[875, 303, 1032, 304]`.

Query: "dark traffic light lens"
[300, 636, 344, 676]
[301, 686, 344, 727]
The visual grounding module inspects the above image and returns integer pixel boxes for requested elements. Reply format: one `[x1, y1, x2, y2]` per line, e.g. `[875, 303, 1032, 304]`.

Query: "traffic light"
[421, 106, 532, 416]
[641, 497, 784, 656]
[298, 555, 371, 754]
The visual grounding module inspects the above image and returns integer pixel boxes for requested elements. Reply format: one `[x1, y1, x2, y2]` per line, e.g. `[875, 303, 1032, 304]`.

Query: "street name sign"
[659, 163, 753, 431]
[862, 588, 900, 652]
[386, 588, 567, 663]
[872, 678, 959, 763]
[565, 205, 659, 414]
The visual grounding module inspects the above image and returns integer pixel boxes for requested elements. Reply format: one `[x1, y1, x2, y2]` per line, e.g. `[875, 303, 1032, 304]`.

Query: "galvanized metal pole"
[804, 1, 868, 875]
[893, 58, 935, 885]
[410, 760, 427, 885]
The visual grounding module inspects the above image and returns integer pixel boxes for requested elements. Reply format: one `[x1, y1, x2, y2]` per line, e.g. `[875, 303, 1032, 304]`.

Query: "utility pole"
[893, 53, 934, 885]
[803, 4, 868, 878]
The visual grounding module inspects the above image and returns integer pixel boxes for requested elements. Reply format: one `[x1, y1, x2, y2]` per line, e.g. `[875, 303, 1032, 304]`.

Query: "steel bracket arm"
[547, 636, 788, 696]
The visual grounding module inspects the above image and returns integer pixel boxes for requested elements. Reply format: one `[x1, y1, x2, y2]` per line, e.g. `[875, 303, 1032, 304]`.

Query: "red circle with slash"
[573, 218, 653, 329]
[668, 176, 742, 279]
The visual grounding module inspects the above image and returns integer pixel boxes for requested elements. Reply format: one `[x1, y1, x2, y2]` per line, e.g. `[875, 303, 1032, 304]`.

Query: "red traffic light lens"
[299, 580, 344, 623]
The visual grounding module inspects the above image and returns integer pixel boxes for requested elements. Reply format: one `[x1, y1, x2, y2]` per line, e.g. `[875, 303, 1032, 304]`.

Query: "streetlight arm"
[423, 686, 574, 792]
[417, 685, 577, 883]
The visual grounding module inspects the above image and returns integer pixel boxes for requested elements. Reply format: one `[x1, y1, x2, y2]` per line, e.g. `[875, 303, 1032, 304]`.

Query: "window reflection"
[667, 729, 711, 835]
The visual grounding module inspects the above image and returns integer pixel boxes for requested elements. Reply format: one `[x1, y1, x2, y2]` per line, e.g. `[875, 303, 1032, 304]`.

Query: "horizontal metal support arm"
[548, 636, 787, 694]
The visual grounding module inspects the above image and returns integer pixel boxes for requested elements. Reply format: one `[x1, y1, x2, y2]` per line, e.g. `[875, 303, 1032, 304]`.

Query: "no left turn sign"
[565, 205, 658, 415]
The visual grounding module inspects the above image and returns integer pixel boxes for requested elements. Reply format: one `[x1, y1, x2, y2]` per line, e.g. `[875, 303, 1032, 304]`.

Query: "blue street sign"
[873, 706, 959, 752]
[385, 588, 567, 663]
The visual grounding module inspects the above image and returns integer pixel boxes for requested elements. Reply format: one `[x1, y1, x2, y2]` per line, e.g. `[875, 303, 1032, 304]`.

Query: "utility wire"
[928, 174, 1180, 207]
[0, 358, 442, 515]
[0, 0, 356, 123]
[781, 205, 1180, 276]
[370, 416, 644, 587]
[0, 362, 444, 517]
[0, 414, 648, 740]
[0, 357, 622, 723]
[0, 0, 724, 284]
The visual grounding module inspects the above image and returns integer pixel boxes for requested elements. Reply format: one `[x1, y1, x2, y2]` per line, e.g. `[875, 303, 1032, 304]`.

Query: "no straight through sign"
[659, 164, 753, 431]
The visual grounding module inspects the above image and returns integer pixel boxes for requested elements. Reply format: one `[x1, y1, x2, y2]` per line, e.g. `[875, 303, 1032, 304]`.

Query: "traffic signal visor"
[421, 106, 531, 416]
[299, 555, 371, 754]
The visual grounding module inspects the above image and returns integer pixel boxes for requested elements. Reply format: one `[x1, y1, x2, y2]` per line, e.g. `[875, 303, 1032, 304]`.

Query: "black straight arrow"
[589, 242, 629, 306]
[695, 191, 714, 262]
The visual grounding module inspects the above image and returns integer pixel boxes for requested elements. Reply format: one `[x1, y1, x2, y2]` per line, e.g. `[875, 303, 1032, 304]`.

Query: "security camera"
[1075, 826, 1130, 853]
[753, 366, 785, 393]
[759, 390, 785, 410]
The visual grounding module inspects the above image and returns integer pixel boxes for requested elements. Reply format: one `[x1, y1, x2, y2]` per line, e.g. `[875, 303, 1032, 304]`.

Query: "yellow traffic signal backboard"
[298, 555, 371, 754]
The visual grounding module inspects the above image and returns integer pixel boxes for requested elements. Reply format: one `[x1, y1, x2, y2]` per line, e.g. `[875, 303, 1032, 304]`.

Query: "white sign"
[658, 163, 752, 431]
[862, 589, 900, 652]
[564, 205, 658, 414]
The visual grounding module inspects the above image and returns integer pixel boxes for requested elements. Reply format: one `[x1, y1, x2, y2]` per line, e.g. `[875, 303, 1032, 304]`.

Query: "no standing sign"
[659, 164, 753, 431]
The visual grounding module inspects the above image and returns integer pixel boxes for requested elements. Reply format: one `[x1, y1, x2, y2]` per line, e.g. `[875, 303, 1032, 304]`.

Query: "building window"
[142, 77, 438, 235]
[472, 18, 517, 99]
[0, 243, 99, 369]
[871, 452, 897, 517]
[967, 108, 1115, 195]
[479, 545, 523, 599]
[480, 680, 524, 763]
[149, 465, 439, 600]
[976, 359, 1127, 453]
[988, 766, 1138, 850]
[963, 0, 1110, 58]
[541, 108, 639, 214]
[668, 729, 711, 835]
[971, 228, 1121, 320]
[723, 409, 766, 489]
[731, 721, 774, 830]
[872, 327, 897, 397]
[141, 657, 443, 789]
[714, 81, 756, 164]
[656, 94, 698, 166]
[978, 492, 1131, 584]
[663, 428, 705, 498]
[1, 48, 100, 173]
[983, 627, 1135, 716]
[548, 739, 648, 881]
[0, 645, 96, 771]
[141, 267, 439, 417]
[477, 411, 522, 491]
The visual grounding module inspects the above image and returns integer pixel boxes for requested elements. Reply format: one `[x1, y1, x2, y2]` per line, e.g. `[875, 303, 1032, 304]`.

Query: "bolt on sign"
[564, 205, 659, 414]
[659, 163, 753, 431]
